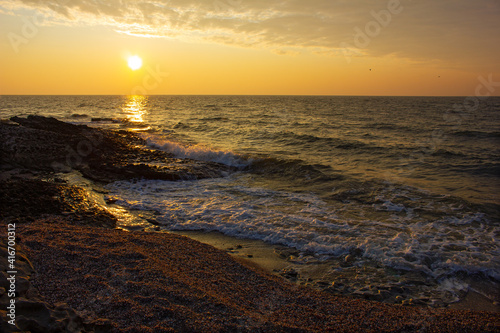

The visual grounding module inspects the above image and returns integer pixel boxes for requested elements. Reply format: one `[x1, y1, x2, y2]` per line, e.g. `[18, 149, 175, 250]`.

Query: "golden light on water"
[122, 95, 149, 131]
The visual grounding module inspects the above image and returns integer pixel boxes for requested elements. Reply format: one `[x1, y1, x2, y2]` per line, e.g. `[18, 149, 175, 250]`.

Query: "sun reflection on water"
[121, 95, 150, 131]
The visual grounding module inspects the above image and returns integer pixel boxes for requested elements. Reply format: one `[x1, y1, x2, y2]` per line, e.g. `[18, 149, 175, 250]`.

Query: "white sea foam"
[142, 134, 250, 168]
[105, 176, 500, 281]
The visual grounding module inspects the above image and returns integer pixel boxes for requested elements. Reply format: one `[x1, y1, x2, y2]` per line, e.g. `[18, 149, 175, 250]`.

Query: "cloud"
[1, 0, 499, 69]
[271, 48, 301, 56]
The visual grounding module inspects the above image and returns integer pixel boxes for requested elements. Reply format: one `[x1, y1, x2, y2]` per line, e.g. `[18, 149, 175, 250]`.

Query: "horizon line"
[2, 94, 497, 98]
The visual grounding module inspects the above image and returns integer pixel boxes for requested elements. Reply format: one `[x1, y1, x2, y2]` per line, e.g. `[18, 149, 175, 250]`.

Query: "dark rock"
[2, 115, 235, 184]
[388, 286, 406, 294]
[104, 197, 117, 204]
[341, 254, 356, 267]
[332, 281, 344, 288]
[0, 178, 117, 228]
[11, 115, 86, 135]
[316, 281, 330, 288]
[377, 289, 392, 300]
[16, 277, 31, 295]
[349, 247, 364, 257]
[91, 117, 113, 122]
[280, 268, 299, 280]
[146, 218, 159, 225]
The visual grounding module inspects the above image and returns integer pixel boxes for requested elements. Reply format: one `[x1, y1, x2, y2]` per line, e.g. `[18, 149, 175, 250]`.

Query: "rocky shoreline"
[1, 116, 499, 332]
[1, 115, 234, 183]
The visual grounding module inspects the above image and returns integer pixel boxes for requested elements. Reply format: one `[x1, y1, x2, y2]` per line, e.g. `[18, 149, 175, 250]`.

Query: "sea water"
[2, 95, 499, 305]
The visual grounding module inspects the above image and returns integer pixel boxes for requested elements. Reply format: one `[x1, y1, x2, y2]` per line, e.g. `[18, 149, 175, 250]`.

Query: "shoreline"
[1, 116, 499, 331]
[173, 230, 500, 313]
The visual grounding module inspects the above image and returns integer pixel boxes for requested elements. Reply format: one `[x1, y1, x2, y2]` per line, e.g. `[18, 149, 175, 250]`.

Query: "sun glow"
[128, 55, 143, 70]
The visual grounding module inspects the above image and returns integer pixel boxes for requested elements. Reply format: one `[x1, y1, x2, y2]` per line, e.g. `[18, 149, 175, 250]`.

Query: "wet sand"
[175, 230, 500, 313]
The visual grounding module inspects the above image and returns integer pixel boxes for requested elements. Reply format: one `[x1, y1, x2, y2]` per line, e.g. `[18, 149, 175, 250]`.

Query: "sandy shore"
[1, 116, 500, 331]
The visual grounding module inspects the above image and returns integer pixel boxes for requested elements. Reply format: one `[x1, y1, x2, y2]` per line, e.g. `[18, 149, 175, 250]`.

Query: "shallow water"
[2, 95, 499, 306]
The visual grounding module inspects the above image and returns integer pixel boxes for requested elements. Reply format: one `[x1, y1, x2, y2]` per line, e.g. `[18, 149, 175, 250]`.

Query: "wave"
[200, 116, 230, 122]
[70, 113, 89, 118]
[451, 163, 500, 176]
[431, 149, 467, 158]
[105, 178, 500, 283]
[363, 123, 419, 132]
[249, 155, 339, 182]
[173, 121, 189, 129]
[143, 135, 250, 168]
[275, 131, 376, 151]
[452, 130, 500, 139]
[143, 134, 339, 181]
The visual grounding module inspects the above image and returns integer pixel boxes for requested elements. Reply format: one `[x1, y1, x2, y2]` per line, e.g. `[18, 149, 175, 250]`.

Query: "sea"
[1, 95, 499, 306]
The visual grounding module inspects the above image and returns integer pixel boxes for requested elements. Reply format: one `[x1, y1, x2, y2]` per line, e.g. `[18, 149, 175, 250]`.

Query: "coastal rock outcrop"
[1, 115, 234, 183]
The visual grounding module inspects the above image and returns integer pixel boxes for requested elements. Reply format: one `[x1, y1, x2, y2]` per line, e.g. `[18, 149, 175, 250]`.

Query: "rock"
[91, 117, 113, 122]
[388, 286, 405, 294]
[429, 299, 445, 308]
[345, 254, 355, 263]
[351, 289, 383, 301]
[12, 299, 91, 333]
[16, 277, 31, 296]
[11, 115, 86, 135]
[146, 219, 159, 225]
[341, 254, 356, 267]
[401, 299, 414, 306]
[2, 115, 235, 184]
[280, 268, 299, 280]
[16, 300, 53, 328]
[0, 178, 117, 228]
[349, 248, 363, 257]
[377, 289, 392, 300]
[316, 281, 330, 288]
[104, 197, 117, 204]
[332, 281, 344, 288]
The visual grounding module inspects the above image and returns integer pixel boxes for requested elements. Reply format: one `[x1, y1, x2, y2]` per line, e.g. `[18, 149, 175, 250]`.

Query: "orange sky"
[1, 0, 499, 96]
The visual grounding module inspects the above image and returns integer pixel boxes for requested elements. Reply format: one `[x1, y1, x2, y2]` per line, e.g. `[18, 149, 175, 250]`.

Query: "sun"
[128, 55, 143, 70]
